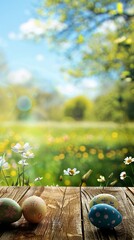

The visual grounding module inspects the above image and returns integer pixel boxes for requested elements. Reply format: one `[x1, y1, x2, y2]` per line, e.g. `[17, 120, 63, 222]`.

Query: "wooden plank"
[0, 187, 133, 240]
[0, 187, 82, 240]
[0, 186, 30, 201]
[81, 187, 134, 240]
[0, 186, 30, 238]
[125, 187, 134, 205]
[120, 187, 134, 240]
[42, 187, 82, 240]
[110, 187, 133, 240]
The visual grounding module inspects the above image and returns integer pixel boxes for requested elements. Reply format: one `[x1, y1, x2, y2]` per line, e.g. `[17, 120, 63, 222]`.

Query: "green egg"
[0, 198, 22, 223]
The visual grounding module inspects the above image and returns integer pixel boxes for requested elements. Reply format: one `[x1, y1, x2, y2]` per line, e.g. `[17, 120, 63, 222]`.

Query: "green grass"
[0, 121, 134, 186]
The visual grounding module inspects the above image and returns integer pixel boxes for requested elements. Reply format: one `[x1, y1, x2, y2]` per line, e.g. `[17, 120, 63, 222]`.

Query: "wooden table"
[0, 187, 133, 240]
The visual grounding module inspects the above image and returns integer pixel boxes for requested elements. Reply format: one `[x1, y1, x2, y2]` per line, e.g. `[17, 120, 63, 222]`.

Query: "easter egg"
[88, 203, 122, 229]
[0, 198, 22, 223]
[22, 195, 47, 223]
[89, 194, 118, 209]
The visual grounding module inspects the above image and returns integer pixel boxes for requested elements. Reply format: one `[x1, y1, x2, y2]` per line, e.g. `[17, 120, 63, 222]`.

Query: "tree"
[36, 0, 134, 84]
[94, 81, 134, 122]
[63, 95, 93, 121]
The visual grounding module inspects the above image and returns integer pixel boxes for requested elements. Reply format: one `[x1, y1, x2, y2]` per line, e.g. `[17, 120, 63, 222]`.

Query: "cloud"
[36, 54, 44, 62]
[56, 82, 81, 97]
[19, 18, 66, 39]
[56, 78, 99, 99]
[7, 68, 32, 85]
[81, 78, 98, 89]
[20, 19, 45, 39]
[7, 17, 67, 41]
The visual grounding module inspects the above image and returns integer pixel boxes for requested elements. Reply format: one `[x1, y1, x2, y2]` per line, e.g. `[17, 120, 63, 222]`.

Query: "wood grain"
[0, 187, 82, 240]
[81, 187, 134, 240]
[0, 187, 133, 240]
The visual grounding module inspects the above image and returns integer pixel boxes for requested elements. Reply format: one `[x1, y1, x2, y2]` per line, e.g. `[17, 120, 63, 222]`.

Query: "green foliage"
[63, 96, 93, 120]
[37, 0, 134, 84]
[94, 81, 134, 122]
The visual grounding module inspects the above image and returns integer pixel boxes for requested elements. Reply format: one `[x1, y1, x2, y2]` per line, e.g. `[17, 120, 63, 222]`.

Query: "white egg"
[22, 195, 47, 223]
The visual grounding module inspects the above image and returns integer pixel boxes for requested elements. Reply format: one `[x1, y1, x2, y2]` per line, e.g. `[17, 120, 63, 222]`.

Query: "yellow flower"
[10, 170, 17, 177]
[98, 152, 104, 160]
[90, 148, 96, 155]
[79, 145, 86, 152]
[59, 153, 65, 160]
[64, 179, 71, 186]
[112, 132, 118, 139]
[83, 152, 88, 158]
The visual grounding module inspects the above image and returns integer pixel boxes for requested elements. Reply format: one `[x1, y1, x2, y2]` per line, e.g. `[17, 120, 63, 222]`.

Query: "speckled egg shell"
[22, 195, 47, 223]
[88, 203, 122, 229]
[89, 194, 118, 209]
[0, 198, 22, 224]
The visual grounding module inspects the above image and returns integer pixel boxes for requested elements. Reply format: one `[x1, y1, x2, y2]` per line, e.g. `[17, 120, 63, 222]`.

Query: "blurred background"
[0, 0, 134, 186]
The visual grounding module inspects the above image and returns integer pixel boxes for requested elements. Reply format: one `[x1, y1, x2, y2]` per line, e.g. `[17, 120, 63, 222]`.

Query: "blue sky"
[0, 0, 99, 98]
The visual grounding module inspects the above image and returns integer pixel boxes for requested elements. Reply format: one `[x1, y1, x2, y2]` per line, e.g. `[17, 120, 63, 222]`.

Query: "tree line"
[0, 80, 133, 123]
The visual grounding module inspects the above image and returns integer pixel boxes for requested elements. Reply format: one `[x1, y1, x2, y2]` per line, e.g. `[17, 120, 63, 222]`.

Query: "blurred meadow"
[0, 0, 134, 186]
[1, 122, 134, 186]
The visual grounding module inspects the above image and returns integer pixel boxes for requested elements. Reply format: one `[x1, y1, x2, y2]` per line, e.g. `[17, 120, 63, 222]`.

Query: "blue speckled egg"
[88, 203, 122, 229]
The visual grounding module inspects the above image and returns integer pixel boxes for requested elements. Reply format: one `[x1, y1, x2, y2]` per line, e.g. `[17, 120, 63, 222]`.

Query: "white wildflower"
[124, 156, 134, 165]
[21, 151, 34, 159]
[97, 175, 106, 183]
[18, 159, 29, 166]
[12, 142, 32, 153]
[63, 168, 80, 176]
[0, 156, 9, 170]
[120, 171, 127, 180]
[34, 177, 43, 182]
[120, 172, 127, 180]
